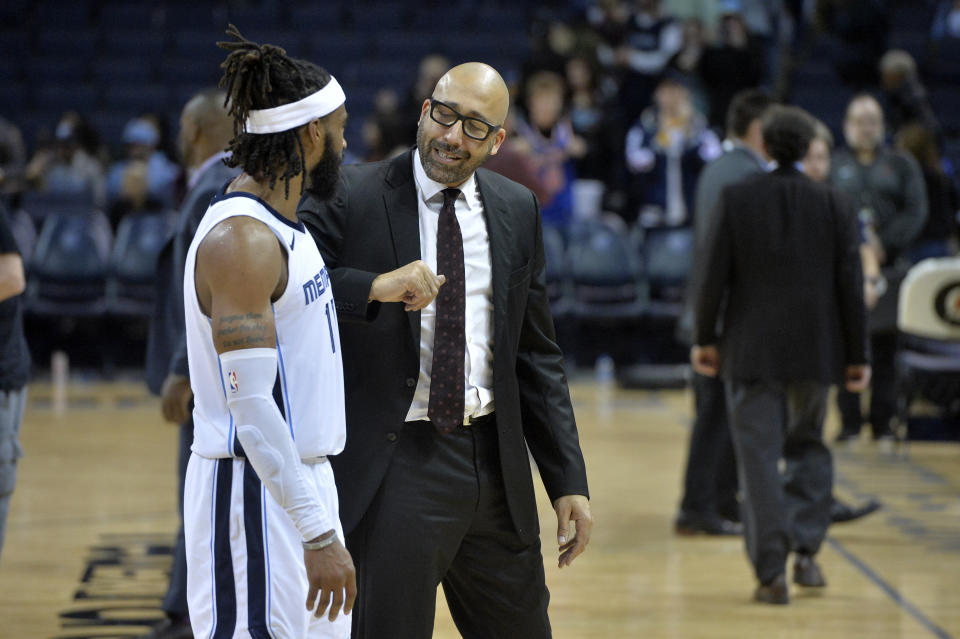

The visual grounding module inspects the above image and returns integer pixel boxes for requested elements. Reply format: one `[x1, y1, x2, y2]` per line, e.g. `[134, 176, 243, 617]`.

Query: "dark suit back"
[146, 160, 238, 393]
[299, 151, 588, 543]
[693, 166, 868, 384]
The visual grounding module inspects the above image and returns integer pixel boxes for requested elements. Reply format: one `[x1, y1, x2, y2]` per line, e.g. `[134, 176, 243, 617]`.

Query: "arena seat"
[543, 223, 570, 319]
[641, 226, 693, 322]
[25, 210, 113, 318]
[895, 257, 960, 440]
[566, 219, 647, 323]
[107, 212, 173, 317]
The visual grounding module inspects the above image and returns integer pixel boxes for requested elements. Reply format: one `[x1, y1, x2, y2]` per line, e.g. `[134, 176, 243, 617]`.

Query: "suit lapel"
[383, 152, 422, 346]
[476, 170, 512, 349]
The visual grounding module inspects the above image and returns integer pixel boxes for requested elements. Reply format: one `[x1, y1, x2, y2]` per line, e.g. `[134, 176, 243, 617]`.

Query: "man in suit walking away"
[142, 88, 237, 639]
[675, 89, 774, 536]
[300, 62, 593, 639]
[691, 106, 870, 604]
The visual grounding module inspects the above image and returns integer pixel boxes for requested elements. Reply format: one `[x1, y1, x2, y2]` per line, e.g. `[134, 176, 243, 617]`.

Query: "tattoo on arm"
[217, 312, 271, 349]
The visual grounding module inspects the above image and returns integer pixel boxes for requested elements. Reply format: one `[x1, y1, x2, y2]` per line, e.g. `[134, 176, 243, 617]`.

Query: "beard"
[304, 132, 343, 201]
[416, 119, 492, 186]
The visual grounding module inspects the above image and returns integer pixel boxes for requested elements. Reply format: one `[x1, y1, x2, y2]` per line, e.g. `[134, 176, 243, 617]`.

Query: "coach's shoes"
[793, 554, 827, 588]
[753, 574, 789, 605]
[138, 617, 193, 639]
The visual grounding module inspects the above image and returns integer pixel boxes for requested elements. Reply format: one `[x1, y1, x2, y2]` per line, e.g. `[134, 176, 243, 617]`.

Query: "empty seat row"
[15, 208, 174, 319]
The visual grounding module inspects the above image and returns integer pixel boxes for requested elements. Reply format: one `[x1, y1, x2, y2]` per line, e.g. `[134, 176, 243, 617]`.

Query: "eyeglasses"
[428, 98, 500, 141]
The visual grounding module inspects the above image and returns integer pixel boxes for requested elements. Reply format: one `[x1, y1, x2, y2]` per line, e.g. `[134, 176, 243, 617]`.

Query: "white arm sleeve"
[220, 347, 332, 541]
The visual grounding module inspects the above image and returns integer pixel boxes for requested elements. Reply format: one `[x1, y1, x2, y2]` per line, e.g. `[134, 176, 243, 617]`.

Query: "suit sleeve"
[299, 182, 381, 323]
[515, 191, 590, 503]
[692, 190, 733, 346]
[833, 190, 869, 365]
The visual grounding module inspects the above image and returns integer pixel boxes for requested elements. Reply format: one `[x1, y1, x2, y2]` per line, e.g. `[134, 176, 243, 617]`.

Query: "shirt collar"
[188, 151, 231, 189]
[412, 148, 478, 208]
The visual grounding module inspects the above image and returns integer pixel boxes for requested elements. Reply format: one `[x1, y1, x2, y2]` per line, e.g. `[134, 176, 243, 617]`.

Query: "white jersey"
[184, 189, 345, 460]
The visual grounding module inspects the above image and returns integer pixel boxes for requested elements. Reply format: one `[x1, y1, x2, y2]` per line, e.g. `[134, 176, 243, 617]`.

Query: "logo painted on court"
[934, 281, 960, 326]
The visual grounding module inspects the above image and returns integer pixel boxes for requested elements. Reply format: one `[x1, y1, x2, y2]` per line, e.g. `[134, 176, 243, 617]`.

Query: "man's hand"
[691, 345, 720, 377]
[160, 374, 193, 423]
[304, 532, 357, 622]
[845, 364, 872, 393]
[368, 260, 446, 312]
[553, 495, 592, 569]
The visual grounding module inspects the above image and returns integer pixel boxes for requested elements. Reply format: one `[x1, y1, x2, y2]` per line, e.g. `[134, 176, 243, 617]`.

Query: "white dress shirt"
[405, 150, 495, 424]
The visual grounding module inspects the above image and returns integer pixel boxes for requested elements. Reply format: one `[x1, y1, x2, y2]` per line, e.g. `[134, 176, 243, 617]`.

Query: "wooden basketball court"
[1, 378, 958, 638]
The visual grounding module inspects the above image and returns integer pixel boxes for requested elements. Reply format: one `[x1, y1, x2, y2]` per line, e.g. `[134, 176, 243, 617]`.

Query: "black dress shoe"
[137, 617, 193, 639]
[754, 574, 789, 604]
[674, 511, 743, 536]
[831, 497, 882, 523]
[793, 554, 826, 588]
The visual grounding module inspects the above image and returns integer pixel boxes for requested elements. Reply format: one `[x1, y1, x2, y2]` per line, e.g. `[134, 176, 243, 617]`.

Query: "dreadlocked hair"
[217, 24, 332, 197]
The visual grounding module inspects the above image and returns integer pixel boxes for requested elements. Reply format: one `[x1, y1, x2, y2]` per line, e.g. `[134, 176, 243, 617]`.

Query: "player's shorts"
[184, 454, 351, 638]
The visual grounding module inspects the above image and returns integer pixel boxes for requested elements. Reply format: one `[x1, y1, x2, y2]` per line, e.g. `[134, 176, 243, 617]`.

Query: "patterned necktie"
[428, 188, 465, 434]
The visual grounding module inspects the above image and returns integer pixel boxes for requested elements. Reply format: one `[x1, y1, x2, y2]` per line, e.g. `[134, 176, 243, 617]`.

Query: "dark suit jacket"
[145, 159, 238, 394]
[299, 151, 589, 544]
[693, 166, 868, 384]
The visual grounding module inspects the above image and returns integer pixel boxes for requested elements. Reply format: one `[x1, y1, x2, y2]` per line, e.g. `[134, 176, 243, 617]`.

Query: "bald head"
[178, 89, 233, 169]
[434, 62, 510, 126]
[416, 62, 510, 186]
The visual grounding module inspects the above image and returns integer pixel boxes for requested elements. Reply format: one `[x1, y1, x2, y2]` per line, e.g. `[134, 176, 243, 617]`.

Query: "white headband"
[244, 77, 345, 135]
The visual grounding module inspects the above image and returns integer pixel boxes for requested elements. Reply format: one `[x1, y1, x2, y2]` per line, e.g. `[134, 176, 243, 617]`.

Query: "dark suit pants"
[346, 419, 551, 639]
[162, 417, 192, 621]
[837, 332, 897, 437]
[679, 374, 739, 520]
[725, 380, 833, 584]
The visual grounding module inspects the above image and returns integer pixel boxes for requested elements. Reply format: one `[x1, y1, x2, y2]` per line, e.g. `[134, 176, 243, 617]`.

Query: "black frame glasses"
[428, 98, 500, 141]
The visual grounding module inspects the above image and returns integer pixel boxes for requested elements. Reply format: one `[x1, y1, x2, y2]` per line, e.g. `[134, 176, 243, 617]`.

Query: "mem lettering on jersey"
[302, 266, 331, 305]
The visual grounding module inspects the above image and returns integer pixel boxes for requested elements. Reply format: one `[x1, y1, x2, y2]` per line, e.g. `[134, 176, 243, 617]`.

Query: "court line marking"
[827, 536, 954, 639]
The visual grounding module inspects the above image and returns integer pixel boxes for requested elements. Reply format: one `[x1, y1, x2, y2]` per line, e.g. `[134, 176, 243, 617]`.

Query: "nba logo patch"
[228, 371, 239, 393]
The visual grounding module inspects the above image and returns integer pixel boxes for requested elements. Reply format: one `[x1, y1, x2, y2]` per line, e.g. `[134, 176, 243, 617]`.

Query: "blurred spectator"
[830, 94, 928, 441]
[598, 0, 683, 123]
[931, 0, 960, 41]
[398, 54, 451, 147]
[106, 160, 166, 229]
[813, 0, 889, 89]
[362, 89, 410, 161]
[106, 117, 180, 209]
[700, 10, 766, 129]
[0, 116, 26, 203]
[803, 119, 885, 311]
[24, 112, 106, 208]
[483, 108, 551, 205]
[625, 77, 721, 227]
[566, 55, 625, 190]
[831, 95, 928, 270]
[879, 50, 940, 139]
[895, 123, 960, 260]
[515, 71, 588, 228]
[668, 18, 709, 117]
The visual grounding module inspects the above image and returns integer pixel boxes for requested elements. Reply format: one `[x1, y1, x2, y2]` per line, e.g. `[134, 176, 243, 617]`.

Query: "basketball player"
[182, 26, 353, 638]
